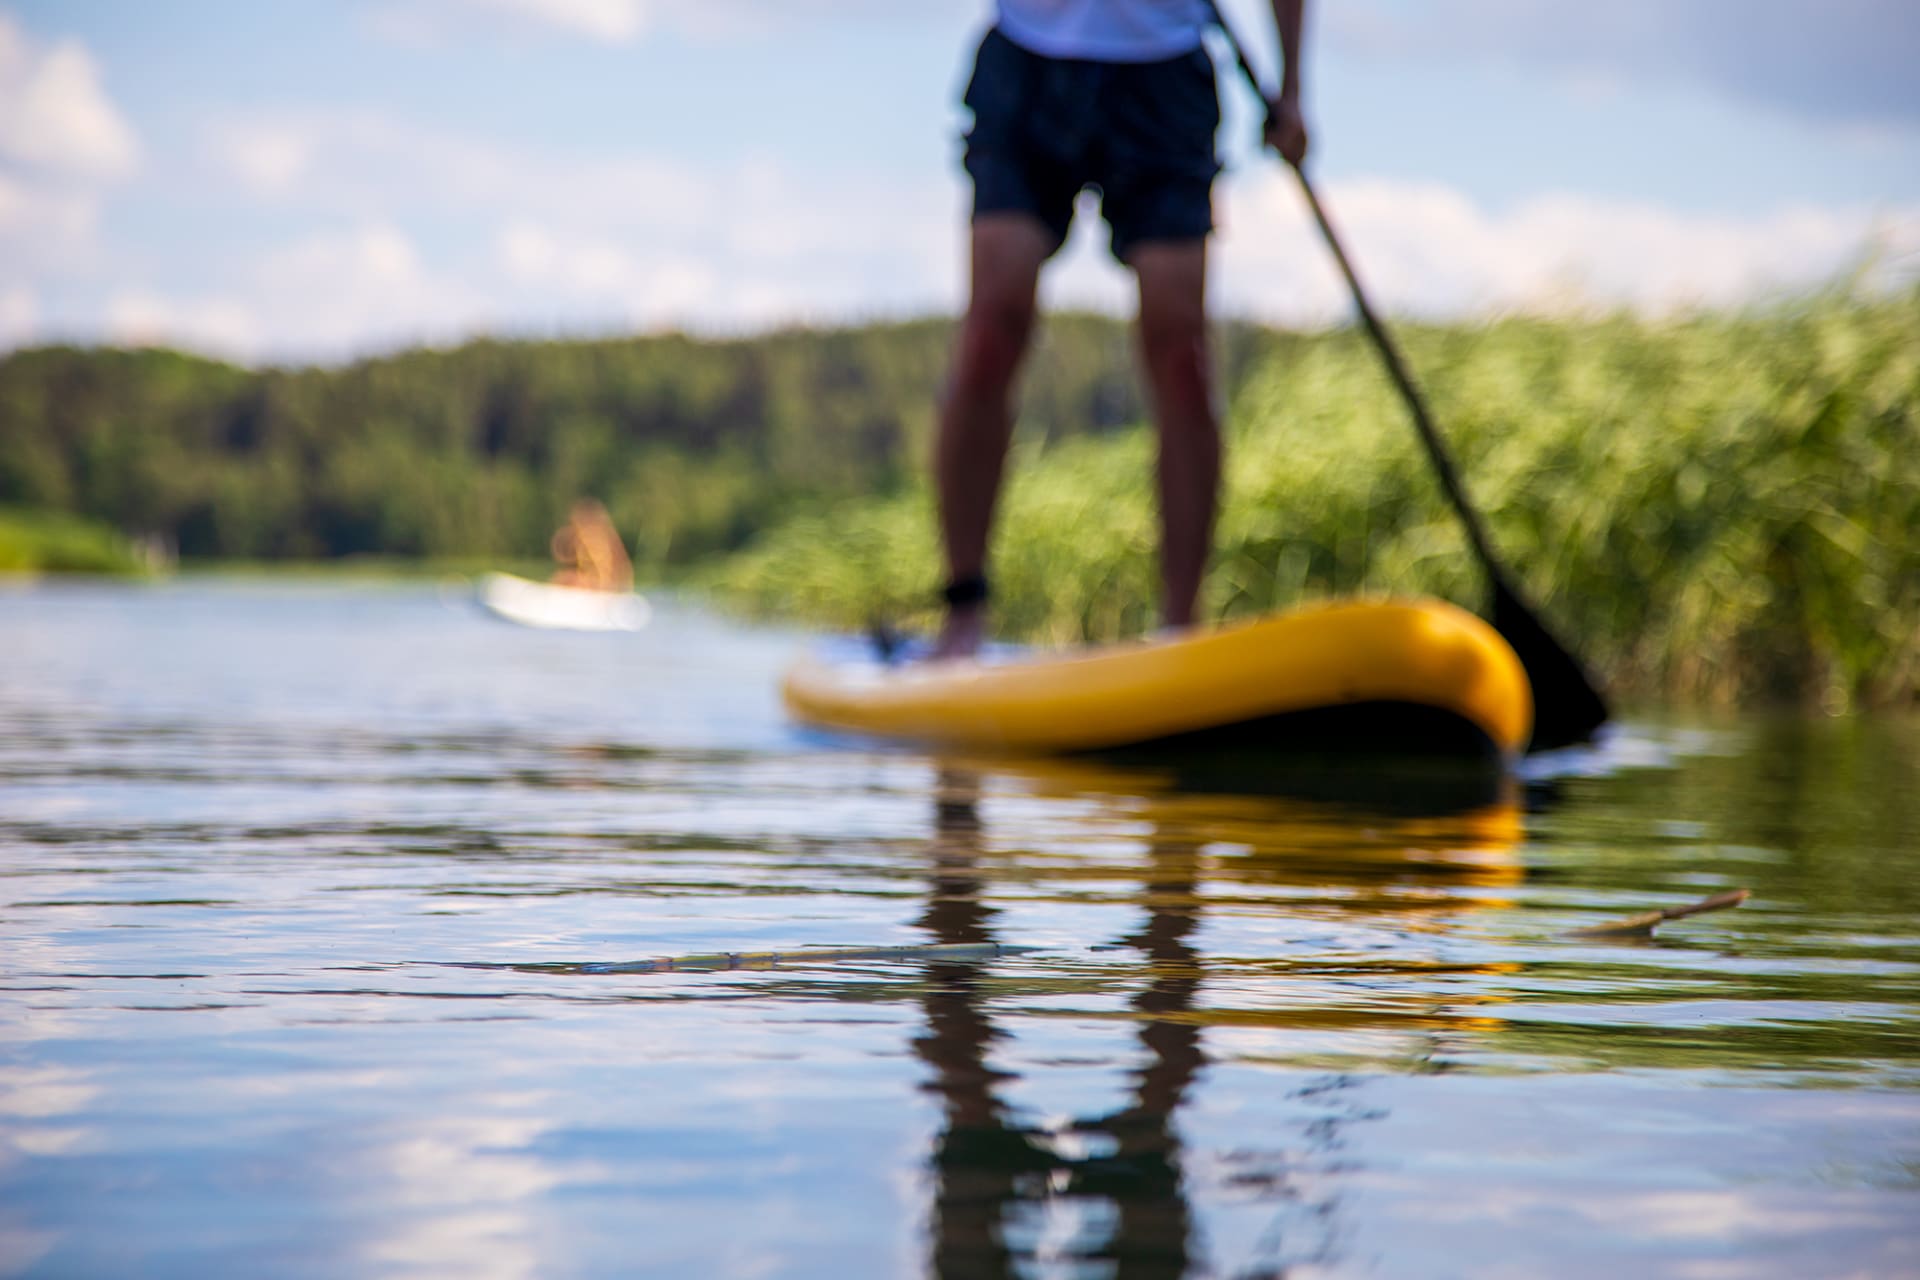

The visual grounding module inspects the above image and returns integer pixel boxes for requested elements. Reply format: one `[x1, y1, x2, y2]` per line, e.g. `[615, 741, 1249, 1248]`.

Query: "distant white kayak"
[477, 573, 651, 632]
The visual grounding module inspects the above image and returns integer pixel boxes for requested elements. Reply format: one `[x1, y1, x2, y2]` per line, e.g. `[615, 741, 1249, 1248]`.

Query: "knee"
[954, 291, 1035, 387]
[1140, 310, 1208, 382]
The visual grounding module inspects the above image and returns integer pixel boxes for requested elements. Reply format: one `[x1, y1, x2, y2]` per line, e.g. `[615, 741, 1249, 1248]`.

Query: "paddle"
[1206, 3, 1610, 749]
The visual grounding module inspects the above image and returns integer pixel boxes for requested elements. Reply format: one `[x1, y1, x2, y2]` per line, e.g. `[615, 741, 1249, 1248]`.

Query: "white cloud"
[1016, 175, 1920, 326]
[0, 284, 36, 345]
[207, 112, 711, 231]
[462, 0, 649, 43]
[121, 171, 1917, 365]
[248, 223, 494, 353]
[0, 12, 137, 179]
[1324, 0, 1920, 131]
[197, 113, 960, 335]
[367, 0, 897, 46]
[0, 14, 135, 287]
[488, 161, 955, 331]
[218, 126, 312, 195]
[498, 223, 632, 292]
[368, 0, 651, 45]
[0, 169, 98, 257]
[58, 95, 1920, 362]
[106, 290, 256, 357]
[99, 224, 486, 360]
[496, 222, 721, 325]
[264, 222, 423, 291]
[90, 166, 1919, 363]
[1207, 171, 1920, 324]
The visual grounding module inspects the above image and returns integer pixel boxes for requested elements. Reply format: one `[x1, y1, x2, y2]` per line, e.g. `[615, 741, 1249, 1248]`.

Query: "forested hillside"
[0, 316, 1280, 569]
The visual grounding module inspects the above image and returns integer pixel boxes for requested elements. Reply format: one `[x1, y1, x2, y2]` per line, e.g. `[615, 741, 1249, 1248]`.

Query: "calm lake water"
[2, 579, 1916, 1279]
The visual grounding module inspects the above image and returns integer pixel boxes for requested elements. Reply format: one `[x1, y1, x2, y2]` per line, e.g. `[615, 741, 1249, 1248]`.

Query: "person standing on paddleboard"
[931, 0, 1308, 659]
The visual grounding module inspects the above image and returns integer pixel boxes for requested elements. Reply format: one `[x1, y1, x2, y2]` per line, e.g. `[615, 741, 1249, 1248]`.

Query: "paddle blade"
[1490, 578, 1610, 750]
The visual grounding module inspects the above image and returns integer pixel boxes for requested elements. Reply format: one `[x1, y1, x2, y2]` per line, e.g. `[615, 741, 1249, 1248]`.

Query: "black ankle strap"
[940, 575, 990, 608]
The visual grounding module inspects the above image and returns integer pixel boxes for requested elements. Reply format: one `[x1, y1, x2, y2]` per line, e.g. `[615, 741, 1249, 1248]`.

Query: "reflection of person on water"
[909, 766, 1534, 1275]
[549, 499, 633, 592]
[915, 772, 1204, 1278]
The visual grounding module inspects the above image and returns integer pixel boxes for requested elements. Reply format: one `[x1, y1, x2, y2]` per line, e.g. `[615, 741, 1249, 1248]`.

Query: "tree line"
[0, 316, 1281, 569]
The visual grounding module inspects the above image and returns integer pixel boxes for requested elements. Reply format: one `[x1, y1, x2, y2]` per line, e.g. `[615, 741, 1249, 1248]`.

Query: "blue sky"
[2, 0, 1916, 362]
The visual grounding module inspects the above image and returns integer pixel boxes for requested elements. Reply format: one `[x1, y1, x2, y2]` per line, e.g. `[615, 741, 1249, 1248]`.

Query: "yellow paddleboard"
[783, 596, 1533, 759]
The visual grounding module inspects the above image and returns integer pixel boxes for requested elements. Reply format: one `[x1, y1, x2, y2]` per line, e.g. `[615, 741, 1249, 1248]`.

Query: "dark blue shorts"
[961, 27, 1221, 263]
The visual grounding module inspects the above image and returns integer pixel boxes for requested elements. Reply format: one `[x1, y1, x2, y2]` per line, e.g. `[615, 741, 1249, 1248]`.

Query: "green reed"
[0, 505, 148, 575]
[710, 287, 1919, 709]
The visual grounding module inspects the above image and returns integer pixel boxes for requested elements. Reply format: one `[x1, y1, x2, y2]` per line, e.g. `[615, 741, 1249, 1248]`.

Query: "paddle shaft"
[1205, 4, 1505, 587]
[1204, 3, 1609, 746]
[1292, 181, 1514, 585]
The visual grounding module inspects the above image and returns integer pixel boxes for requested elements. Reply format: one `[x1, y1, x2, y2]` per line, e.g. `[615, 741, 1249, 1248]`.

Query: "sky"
[1, 0, 1917, 364]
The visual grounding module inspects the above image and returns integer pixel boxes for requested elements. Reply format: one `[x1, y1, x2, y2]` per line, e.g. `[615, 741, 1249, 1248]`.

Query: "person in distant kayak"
[550, 499, 633, 593]
[931, 0, 1308, 659]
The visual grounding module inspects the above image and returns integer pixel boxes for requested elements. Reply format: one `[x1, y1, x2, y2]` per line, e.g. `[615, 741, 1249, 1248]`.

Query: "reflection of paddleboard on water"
[783, 596, 1534, 761]
[477, 572, 651, 632]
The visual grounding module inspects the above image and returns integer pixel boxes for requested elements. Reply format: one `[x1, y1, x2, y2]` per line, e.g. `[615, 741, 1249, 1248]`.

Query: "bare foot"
[928, 604, 986, 661]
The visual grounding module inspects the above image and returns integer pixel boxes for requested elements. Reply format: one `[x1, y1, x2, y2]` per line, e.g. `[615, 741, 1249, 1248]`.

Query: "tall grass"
[710, 288, 1919, 709]
[0, 506, 146, 575]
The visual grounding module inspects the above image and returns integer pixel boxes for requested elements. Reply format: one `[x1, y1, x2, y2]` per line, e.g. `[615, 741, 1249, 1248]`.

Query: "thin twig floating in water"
[1565, 888, 1750, 939]
[580, 942, 1037, 975]
[553, 893, 1751, 974]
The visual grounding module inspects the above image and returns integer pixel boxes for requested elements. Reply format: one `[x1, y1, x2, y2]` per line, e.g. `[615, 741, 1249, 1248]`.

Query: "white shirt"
[995, 0, 1211, 63]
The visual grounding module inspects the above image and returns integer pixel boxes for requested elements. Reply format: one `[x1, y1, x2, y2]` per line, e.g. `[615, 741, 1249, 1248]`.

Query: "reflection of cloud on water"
[1378, 1182, 1916, 1278]
[1231, 1076, 1920, 1279]
[369, 1210, 541, 1280]
[0, 1225, 59, 1276]
[0, 1063, 100, 1274]
[0, 1066, 100, 1123]
[359, 1109, 577, 1280]
[0, 931, 108, 1166]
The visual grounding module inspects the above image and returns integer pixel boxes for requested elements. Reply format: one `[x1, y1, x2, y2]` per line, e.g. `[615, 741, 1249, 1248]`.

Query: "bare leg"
[1131, 239, 1219, 630]
[932, 214, 1054, 659]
